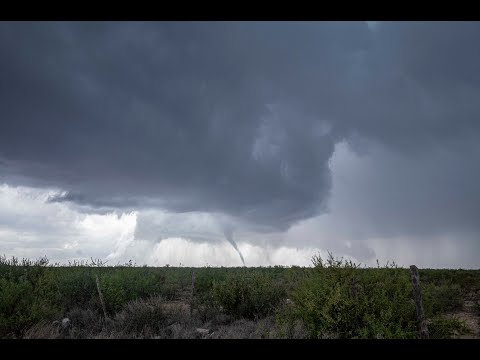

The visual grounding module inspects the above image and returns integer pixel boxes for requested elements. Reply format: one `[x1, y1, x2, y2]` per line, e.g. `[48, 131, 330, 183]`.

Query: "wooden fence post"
[409, 265, 429, 339]
[96, 275, 109, 322]
[190, 270, 196, 318]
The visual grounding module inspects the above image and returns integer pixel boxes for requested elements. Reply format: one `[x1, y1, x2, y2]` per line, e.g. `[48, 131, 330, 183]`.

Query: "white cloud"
[125, 237, 326, 267]
[0, 184, 137, 263]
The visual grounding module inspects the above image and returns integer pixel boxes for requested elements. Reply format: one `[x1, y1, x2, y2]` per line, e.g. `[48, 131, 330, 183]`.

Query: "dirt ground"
[450, 292, 480, 339]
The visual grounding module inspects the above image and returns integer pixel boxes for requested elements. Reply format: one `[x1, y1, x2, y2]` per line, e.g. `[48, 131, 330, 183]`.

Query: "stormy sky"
[1, 21, 479, 268]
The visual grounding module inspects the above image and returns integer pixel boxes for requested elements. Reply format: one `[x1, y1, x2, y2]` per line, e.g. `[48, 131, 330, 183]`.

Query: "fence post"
[190, 270, 196, 318]
[409, 265, 429, 339]
[96, 275, 109, 322]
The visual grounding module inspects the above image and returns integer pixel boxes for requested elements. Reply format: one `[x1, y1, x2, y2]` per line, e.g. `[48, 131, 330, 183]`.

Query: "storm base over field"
[1, 22, 480, 268]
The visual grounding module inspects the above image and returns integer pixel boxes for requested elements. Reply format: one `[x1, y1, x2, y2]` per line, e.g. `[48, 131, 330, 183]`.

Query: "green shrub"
[0, 257, 59, 338]
[277, 253, 418, 339]
[428, 316, 470, 338]
[39, 267, 171, 315]
[423, 283, 464, 317]
[420, 269, 480, 293]
[0, 278, 58, 338]
[212, 271, 286, 319]
[40, 268, 98, 312]
[98, 268, 170, 314]
[0, 255, 49, 282]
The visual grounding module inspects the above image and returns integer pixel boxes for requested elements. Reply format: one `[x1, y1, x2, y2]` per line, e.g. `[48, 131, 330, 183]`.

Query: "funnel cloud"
[222, 223, 245, 266]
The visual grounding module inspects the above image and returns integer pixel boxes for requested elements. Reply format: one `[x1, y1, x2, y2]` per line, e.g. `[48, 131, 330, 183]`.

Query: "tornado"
[222, 223, 245, 266]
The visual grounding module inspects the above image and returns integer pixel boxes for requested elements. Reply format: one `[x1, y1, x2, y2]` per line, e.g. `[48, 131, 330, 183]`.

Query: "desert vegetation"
[0, 253, 479, 339]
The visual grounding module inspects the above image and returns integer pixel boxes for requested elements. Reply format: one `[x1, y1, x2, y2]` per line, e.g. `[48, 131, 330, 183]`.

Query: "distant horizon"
[1, 251, 479, 270]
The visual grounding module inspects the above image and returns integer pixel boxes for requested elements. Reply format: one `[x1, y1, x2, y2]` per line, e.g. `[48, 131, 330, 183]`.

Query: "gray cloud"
[0, 21, 360, 230]
[1, 22, 480, 259]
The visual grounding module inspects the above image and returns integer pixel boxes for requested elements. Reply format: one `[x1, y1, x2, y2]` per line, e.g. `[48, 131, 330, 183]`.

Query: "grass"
[1, 253, 479, 339]
[428, 316, 471, 339]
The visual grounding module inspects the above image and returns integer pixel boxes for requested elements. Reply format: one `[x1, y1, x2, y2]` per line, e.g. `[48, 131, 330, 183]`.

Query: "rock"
[62, 318, 71, 329]
[196, 328, 209, 336]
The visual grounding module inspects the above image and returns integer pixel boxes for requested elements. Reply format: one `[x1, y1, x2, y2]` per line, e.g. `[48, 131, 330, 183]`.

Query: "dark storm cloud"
[335, 22, 480, 153]
[1, 21, 480, 234]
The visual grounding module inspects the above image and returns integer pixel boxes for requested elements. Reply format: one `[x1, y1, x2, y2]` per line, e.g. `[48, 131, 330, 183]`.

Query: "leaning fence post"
[96, 275, 109, 322]
[409, 265, 429, 339]
[190, 269, 196, 318]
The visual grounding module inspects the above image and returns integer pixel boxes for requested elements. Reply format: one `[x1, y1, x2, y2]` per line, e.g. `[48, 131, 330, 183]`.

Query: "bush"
[0, 255, 49, 283]
[0, 277, 58, 338]
[40, 268, 98, 312]
[0, 256, 58, 338]
[97, 268, 170, 314]
[212, 271, 286, 319]
[428, 316, 470, 339]
[277, 253, 418, 339]
[114, 296, 168, 335]
[423, 283, 464, 317]
[40, 267, 171, 316]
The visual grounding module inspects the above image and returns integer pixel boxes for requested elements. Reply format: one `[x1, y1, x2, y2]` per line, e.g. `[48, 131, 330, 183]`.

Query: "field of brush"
[1, 254, 479, 339]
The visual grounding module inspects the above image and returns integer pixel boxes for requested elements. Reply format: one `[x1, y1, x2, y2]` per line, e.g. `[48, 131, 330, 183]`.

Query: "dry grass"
[23, 296, 286, 339]
[24, 321, 62, 339]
